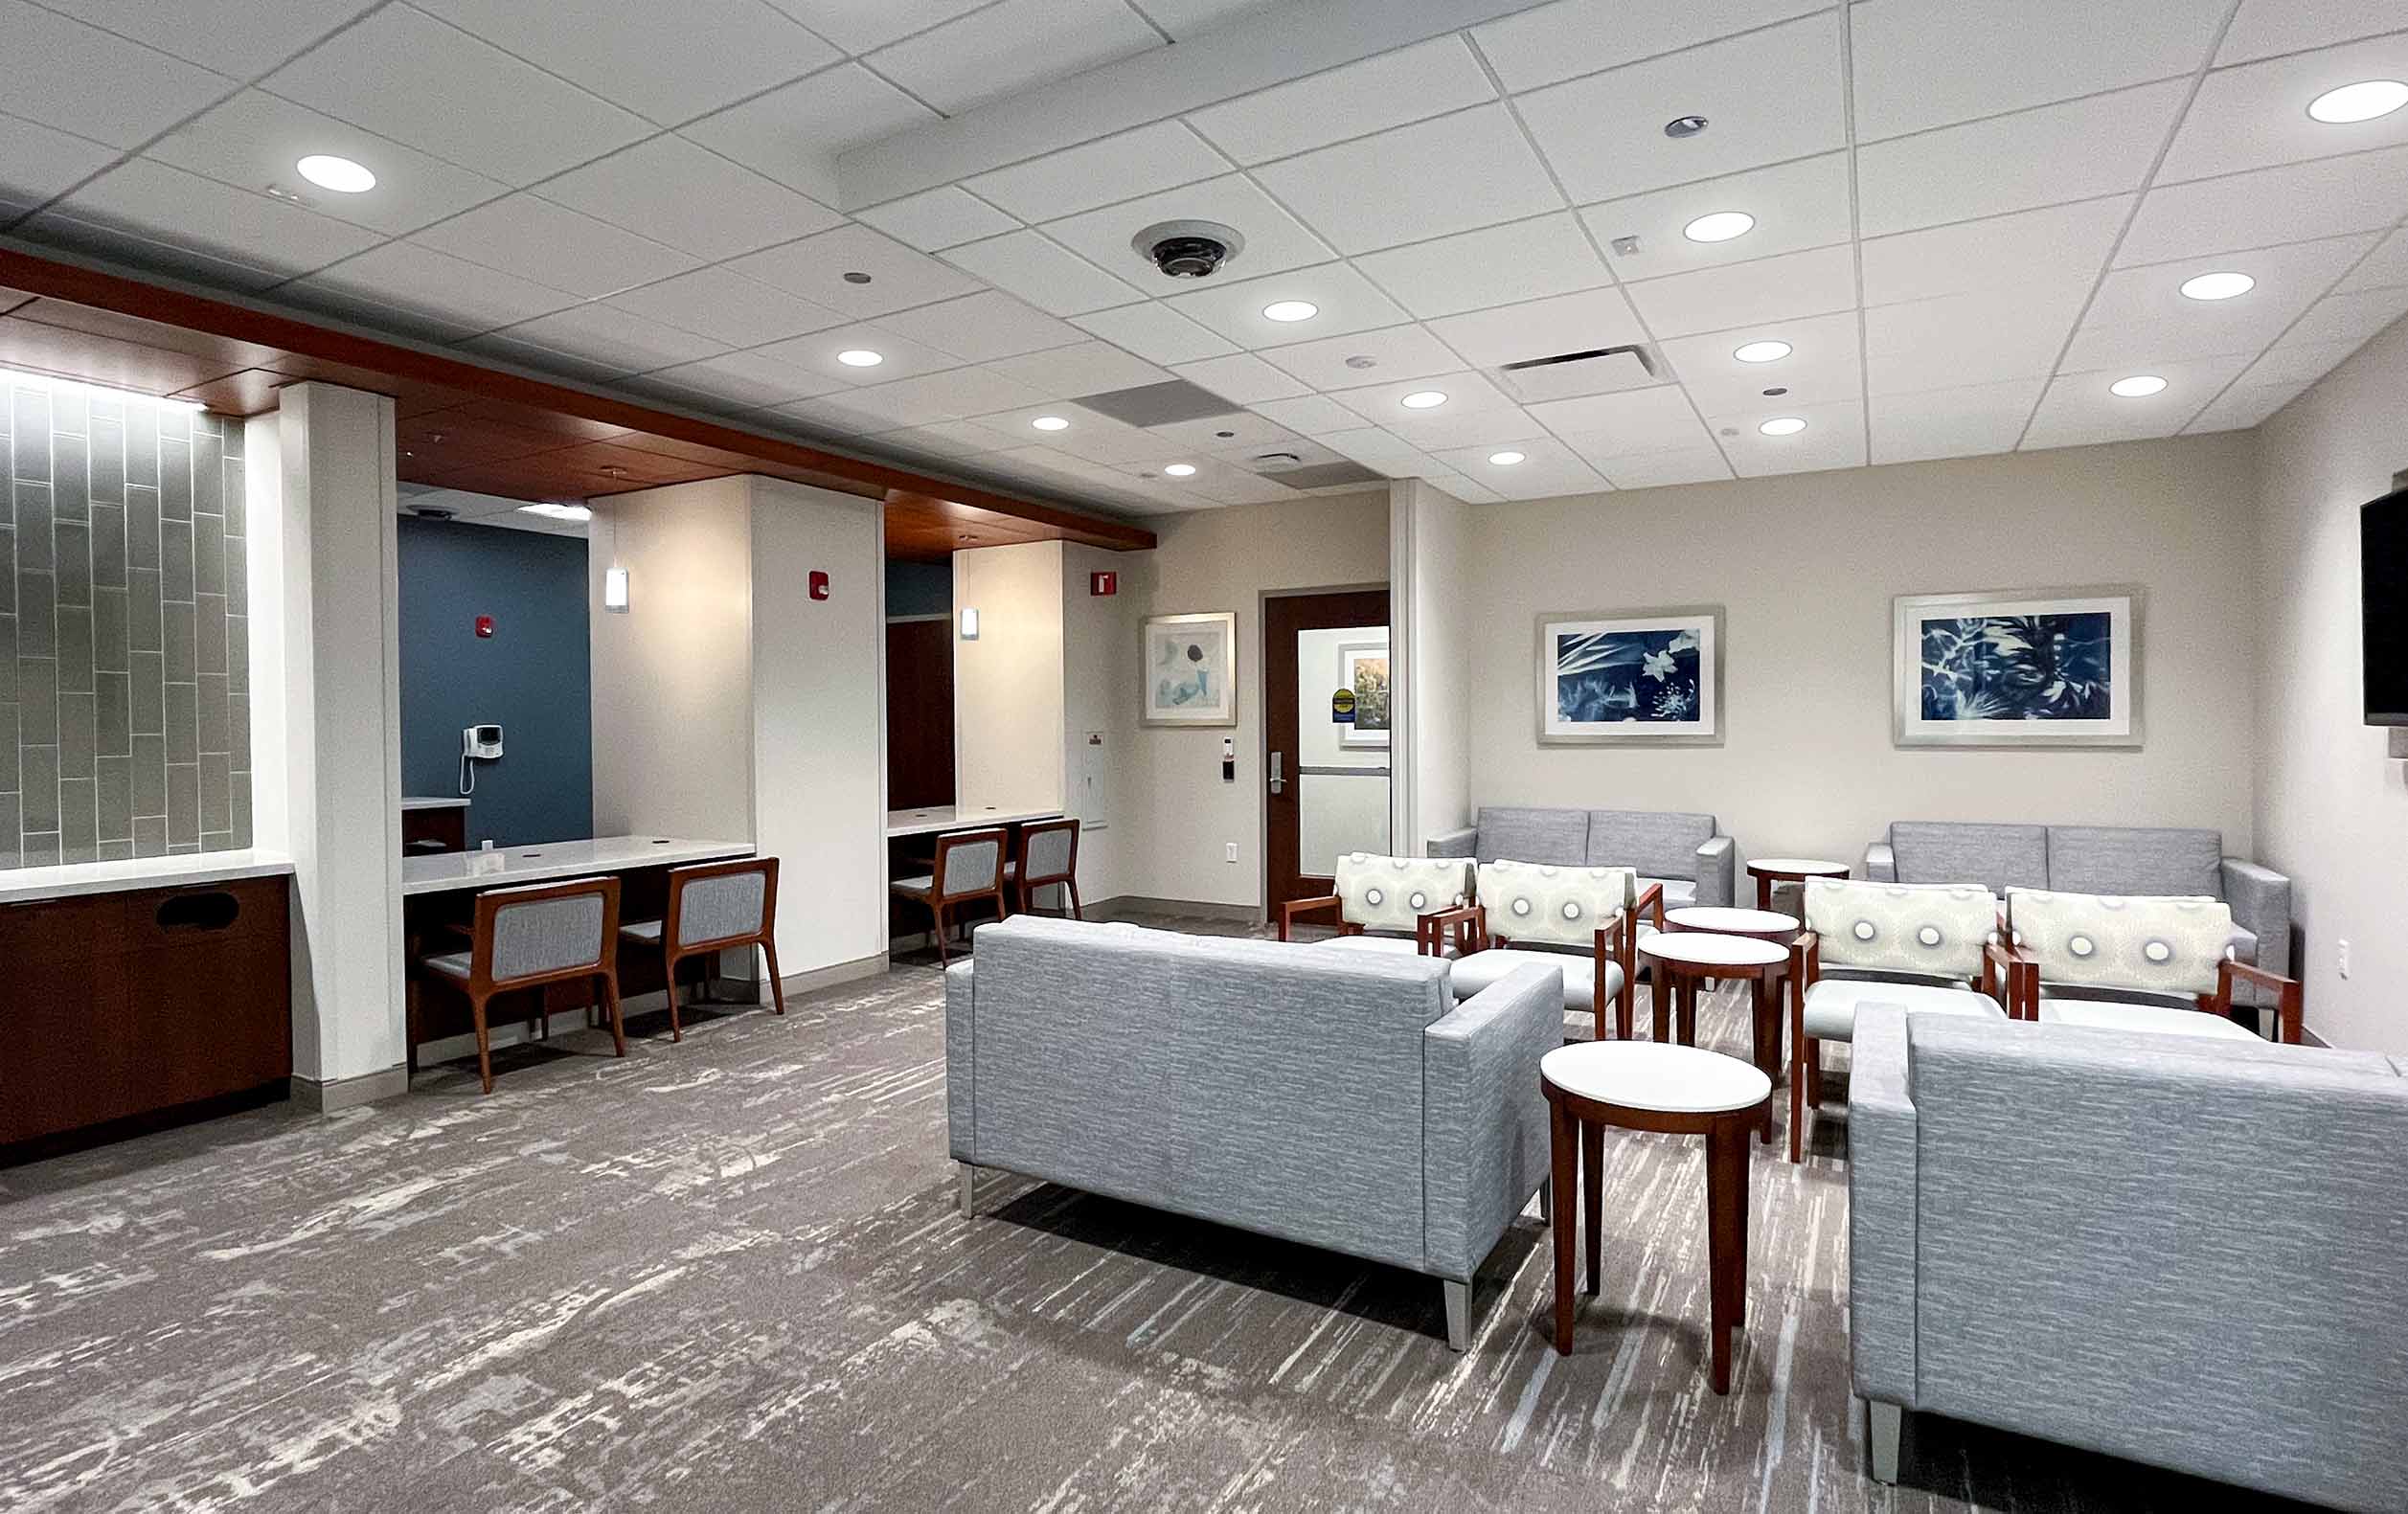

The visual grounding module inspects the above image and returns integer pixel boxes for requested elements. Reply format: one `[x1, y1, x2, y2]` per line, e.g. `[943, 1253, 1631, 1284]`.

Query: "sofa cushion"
[1801, 976, 2004, 1039]
[1806, 877, 1998, 979]
[1888, 821, 2048, 891]
[1586, 808, 1714, 879]
[1450, 946, 1624, 1013]
[1472, 806, 1587, 864]
[2008, 889, 2238, 996]
[1639, 876, 1697, 910]
[1478, 860, 1634, 948]
[2046, 825, 2222, 899]
[1335, 853, 1472, 933]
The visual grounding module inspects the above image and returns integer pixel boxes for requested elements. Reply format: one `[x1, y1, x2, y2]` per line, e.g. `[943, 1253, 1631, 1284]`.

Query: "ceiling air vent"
[1494, 344, 1656, 404]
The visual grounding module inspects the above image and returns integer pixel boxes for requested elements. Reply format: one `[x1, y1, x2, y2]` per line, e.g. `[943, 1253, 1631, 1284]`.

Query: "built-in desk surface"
[401, 836, 751, 896]
[885, 805, 1062, 840]
[0, 849, 296, 906]
[401, 796, 470, 812]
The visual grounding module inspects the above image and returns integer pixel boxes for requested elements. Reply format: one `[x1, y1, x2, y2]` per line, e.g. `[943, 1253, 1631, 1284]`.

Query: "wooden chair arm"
[1634, 880, 1666, 929]
[1789, 929, 1820, 983]
[1420, 903, 1487, 956]
[2218, 958, 2304, 1044]
[1278, 894, 1343, 942]
[1985, 939, 2038, 1019]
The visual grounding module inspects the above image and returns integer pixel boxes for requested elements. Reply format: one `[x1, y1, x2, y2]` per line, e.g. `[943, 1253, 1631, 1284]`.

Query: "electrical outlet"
[1224, 843, 1239, 864]
[2338, 938, 2351, 979]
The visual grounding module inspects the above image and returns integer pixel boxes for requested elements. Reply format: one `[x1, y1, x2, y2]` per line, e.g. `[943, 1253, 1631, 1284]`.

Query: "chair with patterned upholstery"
[2002, 888, 2303, 1044]
[1277, 853, 1477, 957]
[892, 827, 1011, 963]
[417, 874, 626, 1095]
[619, 857, 784, 1043]
[1005, 818, 1082, 918]
[1448, 861, 1658, 1042]
[1789, 877, 2022, 1162]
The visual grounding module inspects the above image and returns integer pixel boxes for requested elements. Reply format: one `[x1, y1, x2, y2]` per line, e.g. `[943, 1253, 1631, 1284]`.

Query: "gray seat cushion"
[1801, 977, 2002, 1039]
[621, 918, 664, 943]
[1639, 876, 1697, 910]
[421, 950, 471, 981]
[1889, 821, 2049, 891]
[1449, 947, 1625, 1013]
[892, 874, 935, 897]
[2035, 996, 2260, 1041]
[2046, 825, 2222, 899]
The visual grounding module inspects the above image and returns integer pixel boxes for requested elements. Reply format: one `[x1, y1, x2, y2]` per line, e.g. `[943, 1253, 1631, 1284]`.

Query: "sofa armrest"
[2220, 857, 2291, 983]
[1427, 826, 1479, 859]
[945, 959, 976, 1163]
[1865, 840, 1897, 883]
[1848, 1003, 1919, 1409]
[1422, 963, 1560, 1284]
[1693, 834, 1736, 908]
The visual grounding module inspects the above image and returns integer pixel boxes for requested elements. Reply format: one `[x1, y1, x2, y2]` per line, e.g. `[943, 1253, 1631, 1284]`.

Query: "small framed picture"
[1143, 611, 1238, 727]
[1895, 586, 2142, 748]
[1535, 605, 1723, 745]
[1337, 640, 1390, 748]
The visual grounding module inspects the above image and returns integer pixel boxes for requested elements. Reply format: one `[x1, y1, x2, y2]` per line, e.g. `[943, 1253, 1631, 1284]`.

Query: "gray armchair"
[1429, 805, 1736, 910]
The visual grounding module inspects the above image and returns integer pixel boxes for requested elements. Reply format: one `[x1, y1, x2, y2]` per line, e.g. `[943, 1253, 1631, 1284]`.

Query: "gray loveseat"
[1429, 805, 1736, 909]
[945, 916, 1560, 1348]
[1850, 1006, 2408, 1510]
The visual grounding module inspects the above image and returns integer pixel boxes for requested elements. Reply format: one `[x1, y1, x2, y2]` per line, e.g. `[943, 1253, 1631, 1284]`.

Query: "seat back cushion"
[675, 867, 766, 946]
[1888, 821, 2049, 890]
[2047, 825, 2222, 899]
[1472, 806, 1587, 865]
[1023, 822, 1078, 879]
[1806, 877, 1995, 979]
[2007, 888, 2237, 995]
[940, 834, 1004, 894]
[1336, 853, 1473, 933]
[1477, 861, 1634, 948]
[1585, 809, 1714, 879]
[489, 892, 606, 979]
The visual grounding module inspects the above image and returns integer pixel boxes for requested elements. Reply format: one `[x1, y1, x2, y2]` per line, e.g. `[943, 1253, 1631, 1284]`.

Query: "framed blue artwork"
[1894, 586, 2142, 748]
[1143, 611, 1238, 727]
[1534, 606, 1723, 746]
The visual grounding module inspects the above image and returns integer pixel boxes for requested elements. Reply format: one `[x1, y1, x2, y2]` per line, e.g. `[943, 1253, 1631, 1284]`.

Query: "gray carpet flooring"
[0, 913, 2310, 1512]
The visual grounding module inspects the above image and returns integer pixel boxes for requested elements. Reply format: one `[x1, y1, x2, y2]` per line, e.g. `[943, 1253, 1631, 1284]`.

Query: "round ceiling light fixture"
[2179, 270, 2255, 301]
[2110, 374, 2168, 397]
[1399, 390, 1448, 409]
[1164, 463, 1197, 477]
[835, 349, 884, 367]
[1488, 450, 1526, 465]
[1261, 300, 1318, 323]
[1733, 339, 1792, 363]
[1031, 415, 1070, 431]
[1759, 416, 1807, 437]
[296, 154, 375, 192]
[1664, 115, 1709, 139]
[2308, 79, 2408, 124]
[1682, 211, 1755, 243]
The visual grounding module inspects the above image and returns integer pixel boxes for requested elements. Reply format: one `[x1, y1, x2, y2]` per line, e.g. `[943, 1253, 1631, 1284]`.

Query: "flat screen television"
[2364, 486, 2408, 724]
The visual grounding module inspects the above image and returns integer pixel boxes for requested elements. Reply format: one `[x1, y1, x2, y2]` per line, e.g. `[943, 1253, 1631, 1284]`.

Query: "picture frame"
[1894, 585, 2143, 748]
[1534, 605, 1723, 746]
[1337, 640, 1390, 748]
[1143, 611, 1238, 727]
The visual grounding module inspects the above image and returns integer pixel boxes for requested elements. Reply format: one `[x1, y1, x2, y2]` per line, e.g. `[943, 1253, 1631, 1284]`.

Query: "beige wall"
[2253, 315, 2408, 1053]
[953, 541, 1067, 818]
[1460, 435, 2261, 873]
[1063, 542, 1137, 907]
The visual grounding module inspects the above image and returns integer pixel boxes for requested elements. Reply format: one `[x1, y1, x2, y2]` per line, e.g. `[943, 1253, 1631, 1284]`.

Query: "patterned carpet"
[0, 912, 2311, 1512]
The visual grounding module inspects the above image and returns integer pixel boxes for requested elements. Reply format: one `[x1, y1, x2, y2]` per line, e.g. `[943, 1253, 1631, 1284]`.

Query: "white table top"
[1666, 906, 1800, 935]
[1747, 857, 1850, 877]
[1639, 931, 1791, 968]
[401, 796, 470, 811]
[885, 804, 1063, 839]
[0, 848, 296, 905]
[1542, 1041, 1772, 1113]
[401, 836, 751, 896]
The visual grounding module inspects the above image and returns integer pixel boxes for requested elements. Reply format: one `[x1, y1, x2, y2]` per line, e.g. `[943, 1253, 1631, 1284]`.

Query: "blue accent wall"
[398, 519, 592, 847]
[886, 558, 952, 619]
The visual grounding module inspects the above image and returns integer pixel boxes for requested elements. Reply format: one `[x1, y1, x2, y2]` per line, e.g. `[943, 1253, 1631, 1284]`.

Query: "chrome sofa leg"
[1443, 1279, 1471, 1352]
[1868, 1399, 1902, 1483]
[958, 1163, 978, 1218]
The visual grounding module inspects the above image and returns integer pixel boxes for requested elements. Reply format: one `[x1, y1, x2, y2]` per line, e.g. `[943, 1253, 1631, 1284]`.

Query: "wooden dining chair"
[890, 827, 1009, 962]
[619, 857, 784, 1043]
[417, 875, 626, 1095]
[1006, 818, 1082, 919]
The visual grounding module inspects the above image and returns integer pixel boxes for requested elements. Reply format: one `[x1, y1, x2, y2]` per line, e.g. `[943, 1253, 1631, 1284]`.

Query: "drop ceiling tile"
[148, 90, 507, 237]
[890, 418, 1022, 455]
[680, 66, 938, 203]
[1169, 352, 1312, 404]
[1867, 377, 2048, 464]
[2118, 147, 2408, 267]
[491, 303, 729, 373]
[983, 408, 1184, 463]
[1353, 213, 1610, 321]
[1183, 34, 1495, 165]
[2283, 285, 2408, 349]
[1513, 14, 1846, 205]
[773, 391, 913, 435]
[1384, 401, 1552, 451]
[1862, 278, 2091, 394]
[1134, 0, 1286, 40]
[455, 329, 624, 383]
[1527, 383, 1707, 452]
[1859, 195, 2132, 306]
[2184, 379, 2310, 433]
[1318, 427, 1437, 468]
[1144, 410, 1303, 450]
[2338, 227, 2408, 293]
[943, 230, 1147, 314]
[2217, 0, 2407, 65]
[1856, 79, 2187, 237]
[0, 110, 119, 214]
[816, 365, 1049, 427]
[753, 322, 963, 385]
[1330, 368, 1516, 426]
[0, 0, 234, 149]
[1249, 104, 1563, 257]
[1657, 310, 1861, 411]
[1043, 173, 1334, 286]
[1423, 286, 1647, 369]
[32, 0, 376, 78]
[2238, 339, 2364, 388]
[1068, 302, 1238, 363]
[414, 192, 696, 298]
[1420, 469, 1506, 505]
[1708, 396, 1865, 475]
[760, 0, 986, 53]
[869, 424, 996, 462]
[288, 238, 581, 335]
[1170, 464, 1296, 506]
[1623, 244, 1858, 337]
[870, 290, 1087, 363]
[865, 0, 1161, 115]
[1259, 323, 1462, 390]
[1579, 445, 1733, 489]
[412, 0, 840, 126]
[1428, 438, 1604, 500]
[729, 222, 987, 317]
[2158, 33, 2408, 183]
[36, 159, 380, 284]
[1164, 261, 1411, 348]
[2066, 233, 2380, 369]
[1471, 0, 1828, 94]
[967, 121, 1230, 222]
[1246, 394, 1368, 434]
[636, 349, 850, 408]
[261, 5, 650, 186]
[603, 265, 847, 346]
[538, 136, 844, 260]
[855, 186, 1021, 251]
[1579, 152, 1852, 282]
[1851, 0, 2226, 142]
[986, 339, 1170, 395]
[2022, 354, 2251, 450]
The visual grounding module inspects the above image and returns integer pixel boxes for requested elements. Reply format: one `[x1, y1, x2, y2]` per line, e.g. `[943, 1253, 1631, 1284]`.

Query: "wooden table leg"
[1580, 1118, 1603, 1297]
[1678, 974, 1698, 1046]
[1705, 1119, 1747, 1394]
[1755, 872, 1774, 911]
[1551, 1096, 1578, 1354]
[1750, 973, 1777, 1144]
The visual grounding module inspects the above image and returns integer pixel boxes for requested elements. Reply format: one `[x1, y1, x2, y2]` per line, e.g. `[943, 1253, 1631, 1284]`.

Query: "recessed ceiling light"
[295, 153, 374, 192]
[1759, 416, 1807, 437]
[2110, 374, 2168, 398]
[2308, 79, 2408, 124]
[1164, 463, 1197, 477]
[1261, 300, 1318, 323]
[2179, 270, 2255, 301]
[1682, 211, 1755, 243]
[836, 349, 883, 367]
[1733, 339, 1792, 363]
[1031, 415, 1069, 431]
[1399, 390, 1448, 409]
[517, 502, 592, 522]
[1664, 115, 1709, 139]
[1488, 450, 1526, 466]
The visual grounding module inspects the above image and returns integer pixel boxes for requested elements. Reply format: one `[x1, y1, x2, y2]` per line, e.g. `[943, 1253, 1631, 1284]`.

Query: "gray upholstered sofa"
[944, 915, 1560, 1349]
[1429, 805, 1735, 909]
[1850, 1006, 2408, 1510]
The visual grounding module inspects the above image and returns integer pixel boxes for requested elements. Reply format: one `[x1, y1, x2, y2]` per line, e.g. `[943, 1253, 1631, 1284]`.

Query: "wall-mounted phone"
[459, 723, 504, 796]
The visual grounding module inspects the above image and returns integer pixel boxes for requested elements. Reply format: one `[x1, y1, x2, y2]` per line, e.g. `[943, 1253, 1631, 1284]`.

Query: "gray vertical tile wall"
[2, 383, 249, 868]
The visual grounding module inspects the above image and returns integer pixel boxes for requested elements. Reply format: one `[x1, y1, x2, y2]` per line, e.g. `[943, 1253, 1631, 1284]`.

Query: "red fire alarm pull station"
[809, 570, 830, 601]
[474, 615, 494, 639]
[1090, 571, 1117, 597]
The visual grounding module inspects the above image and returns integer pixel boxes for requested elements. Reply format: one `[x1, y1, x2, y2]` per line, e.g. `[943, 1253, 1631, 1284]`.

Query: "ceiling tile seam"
[2115, 226, 2406, 275]
[1471, 5, 1844, 114]
[2146, 129, 2408, 192]
[2175, 206, 2408, 434]
[1849, 69, 2203, 152]
[1840, 0, 1870, 466]
[2010, 0, 2249, 454]
[2205, 22, 2408, 75]
[1170, 32, 1504, 168]
[1120, 0, 1175, 46]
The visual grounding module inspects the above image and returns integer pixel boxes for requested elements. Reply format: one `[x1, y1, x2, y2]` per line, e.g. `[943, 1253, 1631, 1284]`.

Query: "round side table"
[1541, 1041, 1771, 1393]
[1745, 857, 1850, 913]
[1664, 905, 1799, 943]
[1638, 932, 1789, 1142]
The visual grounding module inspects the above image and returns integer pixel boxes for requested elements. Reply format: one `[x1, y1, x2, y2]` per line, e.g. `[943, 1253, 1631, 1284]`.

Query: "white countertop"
[401, 796, 471, 811]
[0, 848, 296, 905]
[885, 805, 1063, 839]
[401, 835, 751, 896]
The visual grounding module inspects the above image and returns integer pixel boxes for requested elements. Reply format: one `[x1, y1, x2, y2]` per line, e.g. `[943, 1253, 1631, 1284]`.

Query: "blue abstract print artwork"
[1919, 613, 2112, 721]
[1556, 627, 1701, 723]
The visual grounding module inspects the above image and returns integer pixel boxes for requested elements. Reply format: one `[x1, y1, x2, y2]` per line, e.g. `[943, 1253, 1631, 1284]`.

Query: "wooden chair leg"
[1067, 882, 1083, 921]
[931, 901, 951, 963]
[762, 939, 786, 1015]
[601, 972, 627, 1057]
[664, 949, 685, 1043]
[1789, 991, 1808, 1164]
[472, 993, 494, 1095]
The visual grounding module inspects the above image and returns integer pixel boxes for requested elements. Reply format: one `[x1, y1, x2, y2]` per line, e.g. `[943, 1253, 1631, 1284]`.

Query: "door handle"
[1268, 751, 1284, 795]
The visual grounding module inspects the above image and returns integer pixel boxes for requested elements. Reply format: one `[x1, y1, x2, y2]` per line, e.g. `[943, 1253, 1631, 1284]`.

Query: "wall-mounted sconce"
[604, 565, 630, 613]
[959, 606, 980, 640]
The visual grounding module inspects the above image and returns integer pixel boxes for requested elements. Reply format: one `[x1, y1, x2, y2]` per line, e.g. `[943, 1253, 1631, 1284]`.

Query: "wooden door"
[1265, 589, 1391, 913]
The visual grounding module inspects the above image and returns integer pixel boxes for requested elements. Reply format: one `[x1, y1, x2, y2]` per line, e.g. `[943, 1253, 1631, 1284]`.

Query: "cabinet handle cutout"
[157, 892, 241, 932]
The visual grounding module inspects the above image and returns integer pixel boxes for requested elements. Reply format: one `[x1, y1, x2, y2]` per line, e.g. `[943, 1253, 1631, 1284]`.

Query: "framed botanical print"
[1338, 640, 1390, 748]
[1534, 605, 1723, 745]
[1895, 586, 2142, 748]
[1143, 611, 1238, 727]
